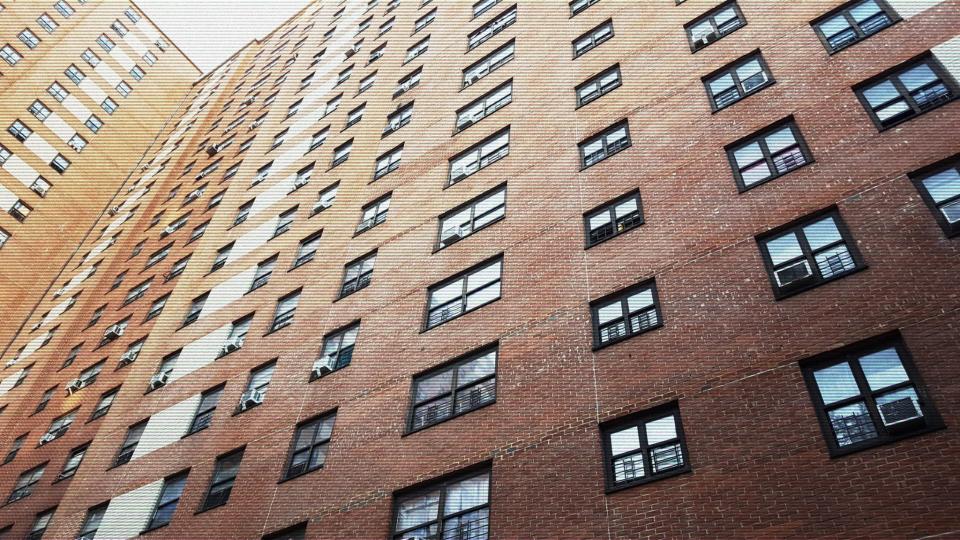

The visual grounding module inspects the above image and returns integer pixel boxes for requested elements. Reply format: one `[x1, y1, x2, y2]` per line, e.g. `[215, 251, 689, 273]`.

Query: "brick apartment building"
[0, 0, 958, 539]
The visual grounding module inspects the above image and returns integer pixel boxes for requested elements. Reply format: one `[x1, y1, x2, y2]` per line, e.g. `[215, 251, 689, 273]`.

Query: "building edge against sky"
[0, 0, 959, 539]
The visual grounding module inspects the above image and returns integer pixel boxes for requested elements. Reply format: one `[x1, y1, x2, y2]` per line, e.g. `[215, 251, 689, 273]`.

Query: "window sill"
[277, 465, 323, 485]
[604, 464, 692, 494]
[771, 265, 867, 301]
[140, 522, 170, 535]
[420, 297, 501, 334]
[263, 323, 292, 337]
[824, 421, 945, 458]
[736, 159, 815, 193]
[873, 96, 957, 132]
[402, 399, 496, 437]
[584, 222, 643, 251]
[194, 501, 227, 515]
[592, 321, 664, 352]
[710, 80, 776, 114]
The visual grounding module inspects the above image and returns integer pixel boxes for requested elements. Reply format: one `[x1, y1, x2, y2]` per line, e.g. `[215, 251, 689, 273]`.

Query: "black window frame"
[852, 52, 958, 131]
[578, 119, 631, 170]
[292, 230, 323, 268]
[799, 331, 944, 458]
[572, 19, 613, 59]
[144, 470, 189, 532]
[282, 410, 337, 480]
[115, 420, 146, 466]
[909, 153, 960, 237]
[389, 463, 492, 540]
[339, 250, 376, 299]
[447, 126, 510, 185]
[756, 206, 866, 300]
[575, 64, 621, 108]
[436, 183, 507, 251]
[583, 189, 643, 248]
[702, 50, 775, 112]
[407, 343, 498, 433]
[188, 384, 224, 435]
[724, 116, 814, 192]
[600, 401, 691, 493]
[684, 0, 746, 52]
[199, 447, 244, 511]
[269, 289, 301, 332]
[455, 79, 513, 133]
[810, 0, 900, 54]
[424, 254, 503, 331]
[356, 193, 391, 234]
[311, 321, 360, 381]
[590, 279, 663, 350]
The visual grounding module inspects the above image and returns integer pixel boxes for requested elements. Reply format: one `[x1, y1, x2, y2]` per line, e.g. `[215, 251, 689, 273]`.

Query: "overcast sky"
[136, 0, 312, 73]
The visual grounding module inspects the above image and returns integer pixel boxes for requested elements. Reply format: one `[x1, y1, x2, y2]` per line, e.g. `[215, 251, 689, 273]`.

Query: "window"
[284, 412, 336, 478]
[65, 64, 85, 84]
[200, 448, 243, 510]
[123, 278, 152, 305]
[97, 34, 115, 52]
[390, 467, 490, 540]
[30, 177, 52, 197]
[474, 0, 501, 17]
[143, 51, 157, 66]
[414, 9, 436, 32]
[79, 504, 107, 540]
[726, 117, 812, 191]
[425, 256, 502, 329]
[29, 100, 51, 122]
[573, 20, 613, 58]
[270, 290, 300, 332]
[312, 182, 339, 215]
[9, 200, 32, 222]
[273, 207, 297, 238]
[685, 1, 746, 51]
[146, 472, 189, 530]
[374, 145, 403, 178]
[379, 17, 394, 35]
[911, 155, 960, 237]
[47, 82, 69, 102]
[240, 361, 275, 410]
[68, 133, 87, 152]
[758, 208, 865, 298]
[308, 127, 329, 152]
[570, 0, 599, 16]
[449, 127, 509, 185]
[146, 243, 172, 268]
[43, 409, 76, 443]
[183, 293, 208, 326]
[130, 65, 145, 81]
[8, 465, 45, 503]
[81, 48, 101, 67]
[312, 322, 358, 379]
[337, 65, 353, 86]
[468, 5, 515, 50]
[410, 346, 497, 432]
[85, 114, 103, 133]
[0, 44, 22, 66]
[331, 139, 352, 167]
[250, 255, 277, 291]
[800, 332, 944, 456]
[37, 13, 59, 33]
[293, 231, 322, 268]
[287, 99, 302, 118]
[584, 190, 643, 247]
[345, 103, 365, 128]
[211, 243, 233, 272]
[4, 434, 26, 464]
[463, 40, 513, 88]
[116, 421, 145, 465]
[112, 20, 130, 36]
[145, 294, 169, 320]
[405, 37, 429, 63]
[57, 443, 88, 480]
[101, 97, 118, 114]
[704, 51, 774, 111]
[8, 120, 32, 141]
[383, 102, 413, 136]
[62, 343, 82, 369]
[591, 280, 662, 348]
[812, 0, 899, 53]
[116, 81, 132, 97]
[0, 227, 10, 249]
[456, 80, 512, 132]
[51, 154, 70, 173]
[369, 43, 386, 63]
[394, 67, 422, 98]
[35, 386, 55, 414]
[601, 402, 690, 491]
[89, 387, 119, 420]
[54, 0, 74, 17]
[576, 65, 621, 107]
[853, 54, 957, 130]
[437, 183, 506, 249]
[340, 251, 376, 298]
[356, 194, 391, 234]
[234, 200, 253, 225]
[29, 507, 56, 539]
[579, 120, 630, 169]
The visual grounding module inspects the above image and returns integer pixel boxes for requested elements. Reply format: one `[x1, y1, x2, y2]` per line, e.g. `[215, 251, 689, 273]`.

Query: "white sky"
[136, 0, 312, 73]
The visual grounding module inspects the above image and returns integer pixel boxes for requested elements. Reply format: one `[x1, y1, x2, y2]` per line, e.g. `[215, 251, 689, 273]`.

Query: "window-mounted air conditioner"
[774, 260, 813, 288]
[312, 355, 336, 378]
[65, 378, 84, 394]
[238, 389, 264, 410]
[103, 324, 125, 340]
[220, 336, 244, 356]
[119, 350, 138, 366]
[149, 371, 169, 389]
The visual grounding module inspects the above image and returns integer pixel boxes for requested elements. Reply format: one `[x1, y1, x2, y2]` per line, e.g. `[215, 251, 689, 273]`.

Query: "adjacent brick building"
[0, 0, 958, 539]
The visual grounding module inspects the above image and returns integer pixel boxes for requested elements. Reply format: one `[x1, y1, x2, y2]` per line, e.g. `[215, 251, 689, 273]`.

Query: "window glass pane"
[736, 59, 763, 81]
[475, 190, 504, 215]
[733, 142, 764, 167]
[465, 282, 499, 310]
[466, 263, 500, 290]
[850, 0, 882, 21]
[397, 491, 440, 530]
[714, 6, 737, 24]
[921, 169, 960, 203]
[709, 73, 735, 95]
[813, 362, 861, 404]
[863, 80, 900, 106]
[415, 370, 453, 402]
[597, 301, 622, 325]
[444, 474, 489, 515]
[646, 415, 677, 445]
[765, 232, 803, 265]
[614, 199, 637, 218]
[859, 347, 909, 390]
[458, 351, 496, 384]
[899, 63, 937, 92]
[690, 20, 713, 40]
[626, 289, 653, 312]
[765, 127, 797, 153]
[875, 99, 910, 121]
[430, 280, 463, 308]
[803, 216, 843, 250]
[828, 401, 877, 446]
[875, 387, 922, 425]
[589, 212, 611, 230]
[609, 426, 640, 455]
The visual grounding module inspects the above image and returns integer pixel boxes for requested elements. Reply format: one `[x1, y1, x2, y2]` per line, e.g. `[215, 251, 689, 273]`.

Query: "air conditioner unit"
[149, 371, 169, 389]
[4, 358, 17, 368]
[161, 225, 178, 236]
[220, 336, 244, 355]
[196, 170, 209, 180]
[294, 176, 309, 189]
[242, 97, 254, 106]
[141, 164, 150, 172]
[206, 145, 219, 157]
[312, 356, 335, 378]
[775, 260, 813, 288]
[103, 324, 125, 339]
[188, 189, 204, 200]
[65, 378, 84, 394]
[39, 432, 58, 445]
[313, 199, 333, 213]
[31, 320, 42, 331]
[693, 32, 717, 49]
[107, 205, 120, 216]
[53, 287, 66, 297]
[442, 225, 468, 244]
[119, 350, 138, 366]
[239, 389, 264, 410]
[249, 120, 263, 130]
[465, 73, 480, 86]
